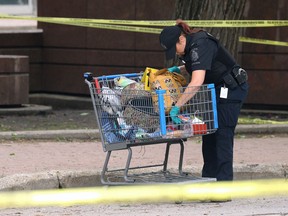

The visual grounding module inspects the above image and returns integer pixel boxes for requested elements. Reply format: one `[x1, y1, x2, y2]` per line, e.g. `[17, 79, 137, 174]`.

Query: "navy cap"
[159, 26, 182, 60]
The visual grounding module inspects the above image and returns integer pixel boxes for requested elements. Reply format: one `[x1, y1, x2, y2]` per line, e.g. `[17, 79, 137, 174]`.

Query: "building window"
[0, 0, 37, 15]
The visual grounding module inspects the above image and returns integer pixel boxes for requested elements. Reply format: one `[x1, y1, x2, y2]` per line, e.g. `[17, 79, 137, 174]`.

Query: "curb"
[0, 129, 101, 140]
[0, 124, 287, 140]
[0, 164, 287, 191]
[236, 124, 288, 134]
[0, 170, 102, 191]
[0, 104, 52, 116]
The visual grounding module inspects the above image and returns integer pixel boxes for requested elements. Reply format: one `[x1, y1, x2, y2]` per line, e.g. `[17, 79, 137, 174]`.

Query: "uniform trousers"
[201, 82, 248, 181]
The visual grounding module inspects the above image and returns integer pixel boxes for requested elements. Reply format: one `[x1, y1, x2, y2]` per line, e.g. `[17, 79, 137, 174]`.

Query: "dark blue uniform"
[181, 31, 249, 181]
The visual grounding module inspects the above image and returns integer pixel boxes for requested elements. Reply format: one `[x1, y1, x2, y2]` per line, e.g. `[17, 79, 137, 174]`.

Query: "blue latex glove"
[168, 66, 181, 74]
[169, 106, 182, 124]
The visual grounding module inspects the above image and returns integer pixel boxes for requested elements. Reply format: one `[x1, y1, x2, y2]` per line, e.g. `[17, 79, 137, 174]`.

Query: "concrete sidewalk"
[0, 124, 287, 191]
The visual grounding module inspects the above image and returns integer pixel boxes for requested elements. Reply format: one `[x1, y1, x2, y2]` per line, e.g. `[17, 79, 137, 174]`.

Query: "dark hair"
[176, 19, 203, 35]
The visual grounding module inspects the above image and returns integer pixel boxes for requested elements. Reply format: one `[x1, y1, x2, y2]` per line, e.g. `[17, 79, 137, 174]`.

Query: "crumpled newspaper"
[114, 76, 136, 88]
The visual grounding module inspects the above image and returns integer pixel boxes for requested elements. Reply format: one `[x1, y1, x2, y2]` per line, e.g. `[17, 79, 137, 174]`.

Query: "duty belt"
[221, 67, 248, 89]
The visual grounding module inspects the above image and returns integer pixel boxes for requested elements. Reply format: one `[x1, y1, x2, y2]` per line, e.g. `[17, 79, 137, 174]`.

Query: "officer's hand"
[167, 66, 181, 74]
[169, 106, 182, 124]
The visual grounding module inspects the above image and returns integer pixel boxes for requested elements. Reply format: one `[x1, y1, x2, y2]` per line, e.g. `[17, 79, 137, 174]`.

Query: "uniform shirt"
[181, 31, 236, 85]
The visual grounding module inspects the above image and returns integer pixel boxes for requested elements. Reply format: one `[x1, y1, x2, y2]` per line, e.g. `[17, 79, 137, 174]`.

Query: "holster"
[232, 67, 248, 85]
[223, 67, 248, 89]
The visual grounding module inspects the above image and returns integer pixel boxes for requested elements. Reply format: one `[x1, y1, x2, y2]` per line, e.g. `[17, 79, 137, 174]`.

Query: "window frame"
[0, 0, 36, 15]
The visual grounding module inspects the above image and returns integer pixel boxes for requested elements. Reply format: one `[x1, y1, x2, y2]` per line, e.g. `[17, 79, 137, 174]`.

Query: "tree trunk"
[173, 0, 247, 59]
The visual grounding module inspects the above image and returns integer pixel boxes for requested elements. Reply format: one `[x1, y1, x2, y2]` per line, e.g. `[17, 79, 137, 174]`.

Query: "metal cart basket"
[84, 72, 218, 185]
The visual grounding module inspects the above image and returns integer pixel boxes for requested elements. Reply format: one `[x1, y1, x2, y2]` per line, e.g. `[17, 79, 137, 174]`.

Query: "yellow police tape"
[1, 14, 288, 27]
[239, 36, 288, 47]
[1, 14, 287, 46]
[0, 179, 287, 208]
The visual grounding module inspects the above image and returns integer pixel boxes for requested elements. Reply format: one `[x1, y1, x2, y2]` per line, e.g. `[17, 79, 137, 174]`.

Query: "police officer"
[159, 20, 248, 181]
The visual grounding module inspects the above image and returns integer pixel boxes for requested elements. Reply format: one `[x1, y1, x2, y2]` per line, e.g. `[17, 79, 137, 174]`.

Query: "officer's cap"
[159, 26, 182, 60]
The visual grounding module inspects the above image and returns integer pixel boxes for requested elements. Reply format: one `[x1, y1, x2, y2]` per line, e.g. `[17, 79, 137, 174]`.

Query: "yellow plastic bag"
[149, 68, 187, 114]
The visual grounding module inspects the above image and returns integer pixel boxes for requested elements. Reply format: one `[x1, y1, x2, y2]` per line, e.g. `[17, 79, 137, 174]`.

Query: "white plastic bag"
[99, 86, 121, 115]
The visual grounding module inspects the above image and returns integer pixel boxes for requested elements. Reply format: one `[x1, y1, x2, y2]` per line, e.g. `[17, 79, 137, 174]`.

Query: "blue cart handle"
[97, 73, 142, 80]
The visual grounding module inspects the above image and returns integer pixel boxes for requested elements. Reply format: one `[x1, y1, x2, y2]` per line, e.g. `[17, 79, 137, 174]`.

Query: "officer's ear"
[178, 35, 186, 44]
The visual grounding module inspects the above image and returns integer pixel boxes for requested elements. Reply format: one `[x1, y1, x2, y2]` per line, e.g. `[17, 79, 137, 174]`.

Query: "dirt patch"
[0, 109, 98, 131]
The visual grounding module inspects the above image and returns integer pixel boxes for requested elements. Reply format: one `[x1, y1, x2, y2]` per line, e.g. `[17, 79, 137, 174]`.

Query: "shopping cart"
[84, 72, 218, 185]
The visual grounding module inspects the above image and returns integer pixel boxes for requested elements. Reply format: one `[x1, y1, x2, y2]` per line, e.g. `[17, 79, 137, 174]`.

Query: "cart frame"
[84, 72, 218, 185]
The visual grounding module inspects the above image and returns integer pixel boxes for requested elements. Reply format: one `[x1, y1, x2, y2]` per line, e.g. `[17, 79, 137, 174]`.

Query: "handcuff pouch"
[223, 73, 238, 89]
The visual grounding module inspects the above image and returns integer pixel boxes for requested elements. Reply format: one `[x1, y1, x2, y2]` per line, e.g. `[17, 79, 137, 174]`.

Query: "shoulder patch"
[191, 48, 199, 62]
